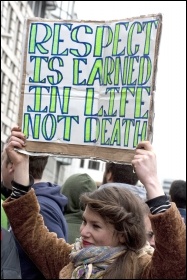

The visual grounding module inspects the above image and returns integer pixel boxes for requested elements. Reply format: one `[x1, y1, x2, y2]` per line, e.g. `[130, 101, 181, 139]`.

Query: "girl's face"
[80, 205, 125, 247]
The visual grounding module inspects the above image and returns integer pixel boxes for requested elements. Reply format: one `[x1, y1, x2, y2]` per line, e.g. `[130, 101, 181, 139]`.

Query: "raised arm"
[5, 126, 30, 186]
[3, 127, 72, 279]
[132, 141, 186, 279]
[131, 141, 164, 199]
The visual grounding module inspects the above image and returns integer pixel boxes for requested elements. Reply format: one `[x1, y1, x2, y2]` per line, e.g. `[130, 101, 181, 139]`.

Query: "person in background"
[2, 127, 186, 279]
[1, 227, 21, 279]
[101, 162, 147, 200]
[169, 180, 186, 224]
[1, 184, 12, 200]
[61, 173, 97, 244]
[1, 142, 68, 279]
[143, 203, 155, 248]
[1, 150, 12, 230]
[1, 198, 8, 230]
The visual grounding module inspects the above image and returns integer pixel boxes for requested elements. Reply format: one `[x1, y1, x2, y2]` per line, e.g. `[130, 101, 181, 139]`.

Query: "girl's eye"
[146, 231, 154, 239]
[82, 219, 86, 225]
[93, 224, 100, 229]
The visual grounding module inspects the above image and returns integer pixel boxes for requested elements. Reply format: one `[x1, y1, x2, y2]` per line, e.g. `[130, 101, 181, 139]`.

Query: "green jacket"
[61, 173, 97, 244]
[1, 197, 8, 230]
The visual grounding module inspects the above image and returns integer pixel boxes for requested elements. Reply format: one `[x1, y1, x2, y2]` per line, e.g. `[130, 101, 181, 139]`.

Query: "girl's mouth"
[82, 240, 93, 247]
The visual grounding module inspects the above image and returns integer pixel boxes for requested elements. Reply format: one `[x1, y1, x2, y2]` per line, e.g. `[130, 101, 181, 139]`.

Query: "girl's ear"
[106, 171, 113, 182]
[118, 233, 125, 244]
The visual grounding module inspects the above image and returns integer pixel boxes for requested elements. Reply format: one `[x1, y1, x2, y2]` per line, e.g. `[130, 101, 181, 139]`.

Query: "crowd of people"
[1, 126, 186, 279]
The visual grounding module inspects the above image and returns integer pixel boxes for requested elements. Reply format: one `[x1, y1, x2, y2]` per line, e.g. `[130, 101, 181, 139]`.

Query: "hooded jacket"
[178, 208, 186, 224]
[1, 183, 12, 229]
[61, 173, 97, 244]
[15, 182, 68, 279]
[1, 198, 8, 230]
[100, 182, 147, 201]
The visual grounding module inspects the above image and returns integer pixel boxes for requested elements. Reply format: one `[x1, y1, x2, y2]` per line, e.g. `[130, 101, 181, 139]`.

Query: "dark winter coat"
[1, 228, 21, 279]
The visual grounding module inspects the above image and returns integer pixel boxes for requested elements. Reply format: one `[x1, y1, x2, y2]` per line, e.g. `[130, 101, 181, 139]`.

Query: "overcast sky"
[74, 1, 186, 184]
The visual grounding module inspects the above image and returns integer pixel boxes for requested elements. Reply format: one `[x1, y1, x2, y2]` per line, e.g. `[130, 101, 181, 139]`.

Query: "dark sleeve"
[10, 176, 34, 199]
[146, 195, 171, 214]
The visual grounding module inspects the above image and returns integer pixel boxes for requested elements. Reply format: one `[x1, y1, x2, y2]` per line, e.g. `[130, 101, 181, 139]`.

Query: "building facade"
[1, 1, 76, 148]
[162, 179, 173, 196]
[1, 1, 105, 187]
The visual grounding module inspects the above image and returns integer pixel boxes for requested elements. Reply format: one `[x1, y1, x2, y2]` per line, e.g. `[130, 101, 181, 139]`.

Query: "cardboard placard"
[18, 14, 162, 163]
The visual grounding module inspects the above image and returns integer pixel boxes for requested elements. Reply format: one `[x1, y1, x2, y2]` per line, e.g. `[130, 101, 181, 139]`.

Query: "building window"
[88, 160, 100, 170]
[80, 159, 85, 168]
[28, 1, 46, 17]
[50, 1, 76, 19]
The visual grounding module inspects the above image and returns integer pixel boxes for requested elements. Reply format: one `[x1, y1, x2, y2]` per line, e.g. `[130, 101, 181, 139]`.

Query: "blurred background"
[1, 1, 186, 194]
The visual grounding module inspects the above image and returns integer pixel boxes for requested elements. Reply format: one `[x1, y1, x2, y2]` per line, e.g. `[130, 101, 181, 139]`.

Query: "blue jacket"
[15, 182, 68, 279]
[1, 228, 21, 279]
[178, 208, 186, 224]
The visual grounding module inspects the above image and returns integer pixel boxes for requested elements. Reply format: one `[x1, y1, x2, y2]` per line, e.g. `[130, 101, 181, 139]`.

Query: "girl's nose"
[80, 224, 91, 237]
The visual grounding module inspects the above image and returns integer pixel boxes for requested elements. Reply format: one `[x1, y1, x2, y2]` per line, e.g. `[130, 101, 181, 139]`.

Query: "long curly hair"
[80, 186, 147, 279]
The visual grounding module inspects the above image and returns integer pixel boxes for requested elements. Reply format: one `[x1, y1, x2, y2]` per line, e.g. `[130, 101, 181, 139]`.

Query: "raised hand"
[131, 141, 164, 200]
[5, 126, 30, 186]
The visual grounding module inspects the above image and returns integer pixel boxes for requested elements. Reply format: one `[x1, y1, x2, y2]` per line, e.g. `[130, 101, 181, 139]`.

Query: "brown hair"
[169, 180, 186, 208]
[80, 186, 147, 278]
[29, 156, 48, 179]
[104, 162, 139, 185]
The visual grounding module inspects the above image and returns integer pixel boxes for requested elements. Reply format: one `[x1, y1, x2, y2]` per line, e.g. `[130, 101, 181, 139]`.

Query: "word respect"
[29, 20, 158, 57]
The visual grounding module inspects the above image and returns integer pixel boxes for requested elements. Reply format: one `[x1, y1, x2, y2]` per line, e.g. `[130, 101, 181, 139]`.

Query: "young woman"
[2, 127, 186, 279]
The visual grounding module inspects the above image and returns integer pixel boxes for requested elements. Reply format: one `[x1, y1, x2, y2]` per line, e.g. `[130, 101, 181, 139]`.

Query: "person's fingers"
[11, 126, 24, 139]
[132, 156, 145, 167]
[11, 126, 21, 132]
[8, 135, 26, 146]
[136, 141, 153, 152]
[11, 130, 25, 138]
[6, 141, 25, 151]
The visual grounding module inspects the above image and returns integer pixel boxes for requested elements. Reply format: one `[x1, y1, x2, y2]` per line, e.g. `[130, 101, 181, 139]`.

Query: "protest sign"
[18, 14, 162, 163]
